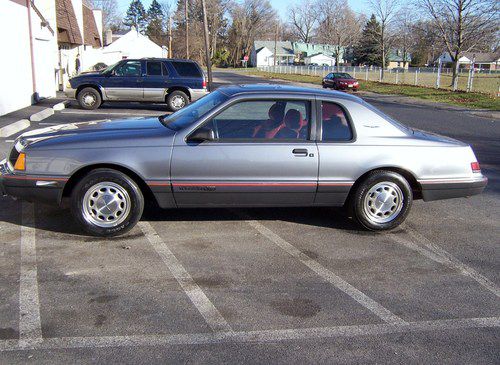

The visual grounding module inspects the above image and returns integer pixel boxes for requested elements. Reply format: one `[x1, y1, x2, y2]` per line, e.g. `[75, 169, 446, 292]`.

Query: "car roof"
[218, 84, 363, 103]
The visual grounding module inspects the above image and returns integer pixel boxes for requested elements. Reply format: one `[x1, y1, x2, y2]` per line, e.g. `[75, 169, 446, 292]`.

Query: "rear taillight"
[471, 162, 481, 173]
[202, 80, 207, 89]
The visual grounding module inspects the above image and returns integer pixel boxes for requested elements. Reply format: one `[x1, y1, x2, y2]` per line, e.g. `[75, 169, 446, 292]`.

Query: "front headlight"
[66, 80, 72, 89]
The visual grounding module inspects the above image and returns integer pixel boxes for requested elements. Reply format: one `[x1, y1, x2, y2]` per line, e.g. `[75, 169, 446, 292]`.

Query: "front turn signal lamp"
[14, 153, 26, 171]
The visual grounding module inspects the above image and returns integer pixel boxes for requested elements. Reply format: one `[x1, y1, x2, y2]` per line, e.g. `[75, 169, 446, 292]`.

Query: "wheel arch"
[166, 86, 191, 100]
[346, 166, 422, 206]
[61, 163, 157, 206]
[76, 84, 104, 100]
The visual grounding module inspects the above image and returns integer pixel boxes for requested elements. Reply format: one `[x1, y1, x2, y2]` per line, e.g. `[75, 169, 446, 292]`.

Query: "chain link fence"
[256, 65, 500, 95]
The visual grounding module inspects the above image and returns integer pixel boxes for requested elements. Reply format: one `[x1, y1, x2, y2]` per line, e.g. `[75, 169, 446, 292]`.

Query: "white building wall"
[0, 0, 58, 116]
[0, 1, 33, 115]
[255, 48, 274, 67]
[305, 54, 335, 66]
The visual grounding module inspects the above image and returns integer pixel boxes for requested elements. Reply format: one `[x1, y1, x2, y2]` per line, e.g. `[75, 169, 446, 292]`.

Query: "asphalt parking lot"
[0, 71, 499, 363]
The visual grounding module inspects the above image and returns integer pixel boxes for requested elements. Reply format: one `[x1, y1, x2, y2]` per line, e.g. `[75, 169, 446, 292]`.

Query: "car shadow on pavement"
[0, 197, 375, 238]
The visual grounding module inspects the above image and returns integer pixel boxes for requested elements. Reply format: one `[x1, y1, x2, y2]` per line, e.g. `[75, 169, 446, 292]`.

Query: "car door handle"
[292, 148, 308, 156]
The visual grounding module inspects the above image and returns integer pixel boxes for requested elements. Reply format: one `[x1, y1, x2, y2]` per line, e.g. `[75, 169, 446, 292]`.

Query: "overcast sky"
[116, 0, 372, 20]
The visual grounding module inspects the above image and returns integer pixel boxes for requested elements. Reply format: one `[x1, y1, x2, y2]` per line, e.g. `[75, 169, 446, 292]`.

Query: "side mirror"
[188, 127, 215, 142]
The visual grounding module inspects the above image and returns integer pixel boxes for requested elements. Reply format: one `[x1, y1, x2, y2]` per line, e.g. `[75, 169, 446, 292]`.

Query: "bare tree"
[316, 0, 364, 70]
[227, 0, 277, 67]
[368, 0, 400, 76]
[90, 0, 122, 32]
[393, 7, 414, 68]
[419, 0, 500, 90]
[287, 1, 318, 43]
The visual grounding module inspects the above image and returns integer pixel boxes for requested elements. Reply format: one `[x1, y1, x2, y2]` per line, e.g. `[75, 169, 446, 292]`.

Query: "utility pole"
[273, 22, 278, 67]
[201, 0, 212, 91]
[168, 15, 172, 58]
[184, 0, 189, 59]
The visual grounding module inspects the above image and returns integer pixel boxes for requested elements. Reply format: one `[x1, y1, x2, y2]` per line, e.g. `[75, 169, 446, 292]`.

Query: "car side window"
[146, 61, 162, 76]
[114, 61, 141, 77]
[321, 101, 353, 141]
[326, 73, 333, 79]
[204, 100, 310, 140]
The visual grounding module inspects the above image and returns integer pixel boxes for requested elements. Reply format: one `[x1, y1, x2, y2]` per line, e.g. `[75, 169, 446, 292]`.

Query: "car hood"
[19, 117, 176, 149]
[336, 78, 357, 83]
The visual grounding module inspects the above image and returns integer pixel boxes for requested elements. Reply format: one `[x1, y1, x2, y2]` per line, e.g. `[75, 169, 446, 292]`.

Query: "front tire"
[350, 170, 412, 231]
[77, 87, 102, 110]
[70, 169, 144, 236]
[166, 90, 189, 111]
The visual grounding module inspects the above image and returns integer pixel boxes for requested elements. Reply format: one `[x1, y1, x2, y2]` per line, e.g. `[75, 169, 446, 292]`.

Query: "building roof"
[254, 41, 294, 57]
[388, 49, 411, 62]
[306, 52, 335, 59]
[56, 0, 83, 45]
[462, 52, 500, 63]
[292, 42, 341, 57]
[82, 4, 101, 48]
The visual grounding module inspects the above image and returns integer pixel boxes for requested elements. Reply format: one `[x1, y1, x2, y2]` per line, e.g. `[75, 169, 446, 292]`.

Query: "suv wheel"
[167, 90, 189, 111]
[70, 169, 144, 236]
[77, 87, 102, 110]
[350, 170, 413, 231]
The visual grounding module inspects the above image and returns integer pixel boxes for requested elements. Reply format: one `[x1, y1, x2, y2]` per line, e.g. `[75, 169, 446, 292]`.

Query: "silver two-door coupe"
[0, 85, 487, 236]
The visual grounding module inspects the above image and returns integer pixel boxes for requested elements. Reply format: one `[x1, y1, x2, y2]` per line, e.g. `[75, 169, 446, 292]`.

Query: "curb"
[30, 108, 54, 122]
[0, 119, 30, 138]
[52, 100, 70, 111]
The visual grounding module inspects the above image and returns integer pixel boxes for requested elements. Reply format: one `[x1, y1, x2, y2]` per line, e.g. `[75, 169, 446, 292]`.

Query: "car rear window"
[171, 61, 202, 77]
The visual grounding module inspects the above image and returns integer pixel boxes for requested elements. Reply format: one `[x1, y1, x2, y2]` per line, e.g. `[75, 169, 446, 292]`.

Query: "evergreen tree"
[146, 0, 166, 45]
[123, 0, 148, 34]
[353, 14, 383, 66]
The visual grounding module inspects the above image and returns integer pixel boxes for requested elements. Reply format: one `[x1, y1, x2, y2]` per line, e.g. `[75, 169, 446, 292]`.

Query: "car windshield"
[333, 73, 353, 79]
[100, 61, 121, 74]
[159, 90, 229, 131]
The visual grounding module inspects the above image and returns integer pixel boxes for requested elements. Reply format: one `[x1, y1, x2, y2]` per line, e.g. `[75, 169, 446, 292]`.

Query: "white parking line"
[0, 316, 498, 352]
[236, 212, 406, 324]
[18, 202, 42, 347]
[139, 222, 233, 333]
[394, 226, 500, 298]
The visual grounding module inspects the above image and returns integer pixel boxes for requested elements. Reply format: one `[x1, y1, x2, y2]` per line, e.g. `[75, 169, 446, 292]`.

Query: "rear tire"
[350, 170, 412, 231]
[77, 87, 102, 110]
[70, 169, 144, 237]
[166, 90, 189, 111]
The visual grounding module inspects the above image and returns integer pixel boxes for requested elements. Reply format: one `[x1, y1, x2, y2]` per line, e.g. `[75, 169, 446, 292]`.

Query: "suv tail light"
[471, 162, 481, 173]
[202, 80, 207, 89]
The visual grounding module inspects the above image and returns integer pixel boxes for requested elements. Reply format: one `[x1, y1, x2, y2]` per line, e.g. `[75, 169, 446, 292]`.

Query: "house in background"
[387, 49, 411, 69]
[251, 41, 344, 67]
[100, 27, 168, 66]
[304, 53, 336, 66]
[436, 52, 500, 70]
[250, 41, 295, 67]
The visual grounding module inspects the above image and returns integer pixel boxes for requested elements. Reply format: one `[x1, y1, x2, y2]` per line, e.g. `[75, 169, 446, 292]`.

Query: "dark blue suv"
[66, 58, 208, 111]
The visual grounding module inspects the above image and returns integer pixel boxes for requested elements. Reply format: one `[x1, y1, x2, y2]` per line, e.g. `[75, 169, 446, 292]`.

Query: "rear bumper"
[419, 176, 488, 201]
[0, 159, 66, 205]
[189, 88, 209, 101]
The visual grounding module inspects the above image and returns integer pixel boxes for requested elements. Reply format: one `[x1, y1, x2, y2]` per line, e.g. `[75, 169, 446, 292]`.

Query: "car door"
[170, 97, 319, 207]
[101, 60, 143, 101]
[315, 99, 357, 206]
[143, 61, 171, 102]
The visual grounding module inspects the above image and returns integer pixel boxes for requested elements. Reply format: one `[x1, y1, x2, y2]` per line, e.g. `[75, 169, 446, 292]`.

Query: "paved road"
[0, 71, 498, 364]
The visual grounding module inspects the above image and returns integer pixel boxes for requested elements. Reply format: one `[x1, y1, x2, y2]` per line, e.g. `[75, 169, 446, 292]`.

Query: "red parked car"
[322, 72, 359, 91]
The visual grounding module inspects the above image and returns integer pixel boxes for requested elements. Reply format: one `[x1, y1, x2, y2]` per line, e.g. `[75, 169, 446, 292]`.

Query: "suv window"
[205, 100, 310, 140]
[114, 61, 141, 77]
[321, 101, 353, 141]
[171, 61, 202, 77]
[146, 61, 163, 76]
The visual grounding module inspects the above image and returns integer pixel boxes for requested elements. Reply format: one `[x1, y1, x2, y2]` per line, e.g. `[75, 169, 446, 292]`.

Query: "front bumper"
[0, 159, 66, 205]
[190, 88, 209, 101]
[419, 175, 488, 201]
[65, 87, 76, 99]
